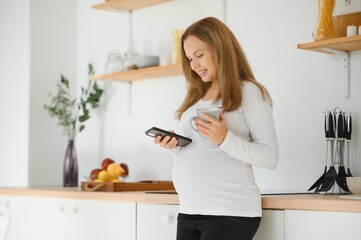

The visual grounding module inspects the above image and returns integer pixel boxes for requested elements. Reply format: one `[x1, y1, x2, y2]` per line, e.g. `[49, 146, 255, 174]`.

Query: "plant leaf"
[45, 63, 103, 138]
[61, 75, 69, 89]
[79, 114, 90, 122]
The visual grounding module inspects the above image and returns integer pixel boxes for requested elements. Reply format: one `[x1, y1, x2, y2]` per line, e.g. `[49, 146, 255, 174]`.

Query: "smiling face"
[183, 35, 217, 84]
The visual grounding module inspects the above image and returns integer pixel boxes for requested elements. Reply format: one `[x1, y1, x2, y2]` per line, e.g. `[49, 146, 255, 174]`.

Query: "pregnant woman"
[154, 17, 279, 240]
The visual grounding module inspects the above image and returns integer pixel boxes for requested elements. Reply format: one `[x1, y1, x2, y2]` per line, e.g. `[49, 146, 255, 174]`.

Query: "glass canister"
[124, 48, 139, 70]
[105, 50, 124, 74]
[314, 0, 336, 41]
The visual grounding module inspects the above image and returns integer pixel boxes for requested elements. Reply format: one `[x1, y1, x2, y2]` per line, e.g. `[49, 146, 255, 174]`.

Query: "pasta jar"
[314, 0, 336, 41]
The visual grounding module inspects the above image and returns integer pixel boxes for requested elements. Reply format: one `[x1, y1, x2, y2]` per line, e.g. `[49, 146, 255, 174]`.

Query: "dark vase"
[63, 139, 78, 187]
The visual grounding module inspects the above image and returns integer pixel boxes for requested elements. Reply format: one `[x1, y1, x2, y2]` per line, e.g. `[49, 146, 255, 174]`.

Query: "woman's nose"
[191, 60, 199, 69]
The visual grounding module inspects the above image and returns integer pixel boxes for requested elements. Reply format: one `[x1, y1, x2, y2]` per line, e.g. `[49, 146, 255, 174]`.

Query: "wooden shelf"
[92, 0, 173, 12]
[297, 35, 361, 99]
[92, 64, 182, 82]
[91, 1, 180, 82]
[297, 35, 361, 54]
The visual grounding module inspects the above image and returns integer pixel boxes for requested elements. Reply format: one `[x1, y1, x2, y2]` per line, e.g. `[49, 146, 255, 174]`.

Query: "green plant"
[44, 64, 103, 139]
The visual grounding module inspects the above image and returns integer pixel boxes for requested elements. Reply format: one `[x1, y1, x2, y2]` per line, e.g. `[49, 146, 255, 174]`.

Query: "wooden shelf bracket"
[323, 48, 350, 99]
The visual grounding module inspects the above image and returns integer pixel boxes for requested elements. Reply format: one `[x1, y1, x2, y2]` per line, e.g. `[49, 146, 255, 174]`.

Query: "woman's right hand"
[154, 130, 178, 149]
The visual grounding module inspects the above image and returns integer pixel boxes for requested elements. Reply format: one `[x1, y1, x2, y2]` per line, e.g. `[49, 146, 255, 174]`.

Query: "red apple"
[120, 163, 129, 176]
[90, 168, 101, 181]
[101, 158, 115, 170]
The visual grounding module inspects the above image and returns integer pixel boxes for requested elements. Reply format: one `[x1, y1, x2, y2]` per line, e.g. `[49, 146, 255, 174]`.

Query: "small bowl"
[346, 177, 361, 194]
[135, 55, 160, 68]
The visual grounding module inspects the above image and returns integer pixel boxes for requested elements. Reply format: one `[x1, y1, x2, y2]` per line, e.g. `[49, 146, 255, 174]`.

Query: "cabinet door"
[69, 199, 136, 240]
[254, 210, 285, 240]
[137, 203, 179, 240]
[285, 210, 361, 240]
[0, 196, 27, 240]
[25, 197, 69, 240]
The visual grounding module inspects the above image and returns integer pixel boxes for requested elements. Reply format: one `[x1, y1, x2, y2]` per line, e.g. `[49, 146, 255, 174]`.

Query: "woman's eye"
[197, 54, 203, 58]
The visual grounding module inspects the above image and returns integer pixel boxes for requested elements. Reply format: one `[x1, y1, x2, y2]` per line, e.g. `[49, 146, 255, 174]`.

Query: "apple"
[90, 168, 101, 181]
[120, 163, 129, 176]
[101, 158, 115, 170]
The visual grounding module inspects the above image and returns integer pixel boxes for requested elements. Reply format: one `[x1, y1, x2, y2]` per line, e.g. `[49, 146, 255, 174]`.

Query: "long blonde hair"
[177, 17, 271, 120]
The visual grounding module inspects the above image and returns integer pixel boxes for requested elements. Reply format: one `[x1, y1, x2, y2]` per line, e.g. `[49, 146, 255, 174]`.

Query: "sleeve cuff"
[219, 130, 232, 149]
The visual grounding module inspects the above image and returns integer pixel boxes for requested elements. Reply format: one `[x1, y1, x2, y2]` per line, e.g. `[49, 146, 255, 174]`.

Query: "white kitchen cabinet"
[0, 196, 27, 240]
[137, 203, 179, 240]
[285, 210, 361, 240]
[70, 199, 136, 240]
[25, 197, 136, 240]
[254, 210, 285, 240]
[25, 197, 68, 240]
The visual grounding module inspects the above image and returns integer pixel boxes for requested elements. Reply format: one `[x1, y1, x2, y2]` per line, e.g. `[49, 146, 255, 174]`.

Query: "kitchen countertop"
[0, 187, 360, 213]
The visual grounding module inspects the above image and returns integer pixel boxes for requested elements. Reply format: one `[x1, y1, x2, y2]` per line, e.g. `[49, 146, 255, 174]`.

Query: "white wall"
[0, 0, 76, 187]
[0, 0, 360, 191]
[28, 0, 77, 186]
[0, 0, 30, 187]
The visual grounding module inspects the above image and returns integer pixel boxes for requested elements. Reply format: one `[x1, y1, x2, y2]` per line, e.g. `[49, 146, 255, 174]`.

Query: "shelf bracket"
[128, 82, 132, 115]
[323, 48, 350, 99]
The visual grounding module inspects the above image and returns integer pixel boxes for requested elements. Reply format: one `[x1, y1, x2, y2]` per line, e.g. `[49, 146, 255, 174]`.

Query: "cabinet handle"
[162, 214, 172, 224]
[72, 206, 78, 214]
[59, 206, 65, 213]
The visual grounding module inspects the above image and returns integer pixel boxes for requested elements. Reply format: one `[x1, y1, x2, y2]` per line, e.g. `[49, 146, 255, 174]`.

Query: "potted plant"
[44, 64, 103, 187]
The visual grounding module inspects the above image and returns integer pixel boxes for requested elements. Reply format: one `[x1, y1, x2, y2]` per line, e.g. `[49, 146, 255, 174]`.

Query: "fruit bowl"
[346, 177, 361, 194]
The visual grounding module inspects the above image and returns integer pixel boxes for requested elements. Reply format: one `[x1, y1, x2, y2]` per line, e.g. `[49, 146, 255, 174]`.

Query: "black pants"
[177, 213, 261, 240]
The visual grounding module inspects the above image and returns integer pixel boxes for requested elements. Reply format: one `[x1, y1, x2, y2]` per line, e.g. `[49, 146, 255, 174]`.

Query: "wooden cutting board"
[81, 181, 175, 192]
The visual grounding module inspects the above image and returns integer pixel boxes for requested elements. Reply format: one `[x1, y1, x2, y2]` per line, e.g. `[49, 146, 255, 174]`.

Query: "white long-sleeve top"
[172, 81, 279, 217]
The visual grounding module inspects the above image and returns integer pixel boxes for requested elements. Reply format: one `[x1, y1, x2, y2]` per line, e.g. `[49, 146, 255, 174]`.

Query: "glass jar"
[124, 48, 139, 70]
[105, 50, 124, 74]
[314, 0, 336, 41]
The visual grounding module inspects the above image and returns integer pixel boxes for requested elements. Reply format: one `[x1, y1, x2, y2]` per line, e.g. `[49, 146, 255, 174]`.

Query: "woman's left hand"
[194, 112, 228, 145]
